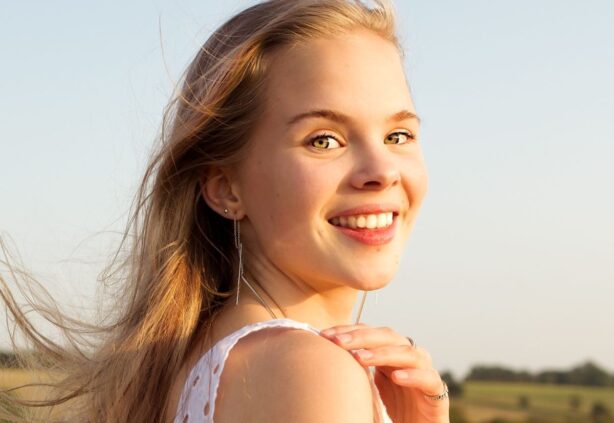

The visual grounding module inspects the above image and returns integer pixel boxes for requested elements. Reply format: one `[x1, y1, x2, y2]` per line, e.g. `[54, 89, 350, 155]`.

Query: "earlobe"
[199, 167, 244, 219]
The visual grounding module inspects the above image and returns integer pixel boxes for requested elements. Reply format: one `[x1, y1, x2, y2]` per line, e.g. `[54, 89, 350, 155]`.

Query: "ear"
[200, 166, 245, 220]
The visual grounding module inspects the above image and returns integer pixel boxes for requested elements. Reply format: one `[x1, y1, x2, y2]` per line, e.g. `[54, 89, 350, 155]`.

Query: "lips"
[330, 218, 397, 246]
[327, 204, 400, 246]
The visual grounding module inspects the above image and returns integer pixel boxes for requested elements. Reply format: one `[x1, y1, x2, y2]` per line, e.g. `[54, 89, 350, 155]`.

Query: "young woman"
[1, 1, 449, 422]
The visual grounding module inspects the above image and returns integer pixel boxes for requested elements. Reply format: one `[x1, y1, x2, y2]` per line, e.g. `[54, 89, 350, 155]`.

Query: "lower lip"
[330, 218, 397, 246]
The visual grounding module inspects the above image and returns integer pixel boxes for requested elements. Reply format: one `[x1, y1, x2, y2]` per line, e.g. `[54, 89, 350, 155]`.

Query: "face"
[234, 29, 427, 292]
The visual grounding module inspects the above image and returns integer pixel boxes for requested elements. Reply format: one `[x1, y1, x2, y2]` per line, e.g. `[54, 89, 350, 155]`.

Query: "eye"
[384, 131, 415, 145]
[309, 134, 342, 149]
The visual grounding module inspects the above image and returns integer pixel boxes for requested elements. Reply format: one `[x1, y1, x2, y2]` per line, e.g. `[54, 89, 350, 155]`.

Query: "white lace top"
[173, 318, 393, 422]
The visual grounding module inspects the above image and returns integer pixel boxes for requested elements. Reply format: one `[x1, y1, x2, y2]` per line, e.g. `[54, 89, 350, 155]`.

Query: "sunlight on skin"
[215, 29, 427, 329]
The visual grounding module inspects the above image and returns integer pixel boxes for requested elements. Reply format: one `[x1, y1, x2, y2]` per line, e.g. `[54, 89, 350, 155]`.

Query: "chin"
[362, 280, 392, 291]
[347, 272, 395, 291]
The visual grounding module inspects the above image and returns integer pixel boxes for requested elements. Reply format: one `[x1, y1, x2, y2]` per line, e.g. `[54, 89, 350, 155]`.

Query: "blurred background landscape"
[2, 352, 613, 422]
[1, 0, 613, 422]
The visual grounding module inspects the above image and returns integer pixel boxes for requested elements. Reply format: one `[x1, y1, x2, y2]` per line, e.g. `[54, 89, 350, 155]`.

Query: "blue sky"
[1, 0, 613, 377]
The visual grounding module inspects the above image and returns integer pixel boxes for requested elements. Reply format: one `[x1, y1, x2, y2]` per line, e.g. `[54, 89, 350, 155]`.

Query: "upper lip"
[327, 204, 400, 221]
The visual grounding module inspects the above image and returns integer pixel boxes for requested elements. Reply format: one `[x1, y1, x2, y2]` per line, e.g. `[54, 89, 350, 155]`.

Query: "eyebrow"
[286, 109, 421, 126]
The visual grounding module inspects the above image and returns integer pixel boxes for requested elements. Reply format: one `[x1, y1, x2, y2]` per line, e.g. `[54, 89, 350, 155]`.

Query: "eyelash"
[308, 131, 416, 149]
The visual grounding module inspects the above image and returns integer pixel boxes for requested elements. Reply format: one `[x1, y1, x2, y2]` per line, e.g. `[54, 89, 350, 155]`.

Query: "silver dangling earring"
[232, 218, 279, 319]
[233, 218, 242, 305]
[355, 291, 368, 324]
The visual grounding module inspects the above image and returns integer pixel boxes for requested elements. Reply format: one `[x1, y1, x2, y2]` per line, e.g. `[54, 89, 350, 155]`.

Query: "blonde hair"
[0, 1, 400, 421]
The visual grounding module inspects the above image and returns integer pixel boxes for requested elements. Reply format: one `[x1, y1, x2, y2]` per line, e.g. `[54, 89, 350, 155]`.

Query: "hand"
[320, 324, 449, 423]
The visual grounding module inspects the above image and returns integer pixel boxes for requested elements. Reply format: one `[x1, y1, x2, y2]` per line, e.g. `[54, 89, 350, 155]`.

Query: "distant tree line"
[465, 361, 614, 387]
[2, 349, 613, 390]
[0, 351, 20, 368]
[0, 350, 56, 368]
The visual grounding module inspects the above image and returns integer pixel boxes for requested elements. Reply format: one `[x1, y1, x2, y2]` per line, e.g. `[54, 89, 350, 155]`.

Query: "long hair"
[0, 1, 400, 421]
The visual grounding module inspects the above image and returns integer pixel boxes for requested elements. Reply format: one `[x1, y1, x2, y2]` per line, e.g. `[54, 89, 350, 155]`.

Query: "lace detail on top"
[173, 318, 392, 423]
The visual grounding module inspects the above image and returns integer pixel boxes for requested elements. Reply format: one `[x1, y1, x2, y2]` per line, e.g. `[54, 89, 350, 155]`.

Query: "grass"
[0, 369, 36, 389]
[0, 369, 33, 421]
[0, 368, 65, 421]
[457, 381, 614, 422]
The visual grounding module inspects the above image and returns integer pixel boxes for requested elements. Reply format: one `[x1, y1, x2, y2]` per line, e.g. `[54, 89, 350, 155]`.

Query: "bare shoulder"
[214, 327, 374, 423]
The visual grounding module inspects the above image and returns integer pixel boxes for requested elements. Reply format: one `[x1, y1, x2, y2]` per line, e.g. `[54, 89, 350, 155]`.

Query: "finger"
[388, 367, 447, 397]
[322, 326, 411, 350]
[319, 323, 368, 336]
[352, 345, 430, 369]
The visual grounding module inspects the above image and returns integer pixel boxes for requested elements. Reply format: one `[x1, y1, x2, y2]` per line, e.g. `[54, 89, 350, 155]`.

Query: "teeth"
[348, 216, 357, 229]
[377, 213, 387, 228]
[356, 215, 366, 228]
[366, 214, 377, 229]
[330, 212, 394, 229]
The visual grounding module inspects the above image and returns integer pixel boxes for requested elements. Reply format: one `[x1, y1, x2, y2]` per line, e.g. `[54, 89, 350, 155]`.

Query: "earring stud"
[224, 208, 229, 214]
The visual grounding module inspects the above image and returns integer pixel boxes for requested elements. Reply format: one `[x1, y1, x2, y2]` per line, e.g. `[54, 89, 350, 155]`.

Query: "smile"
[329, 212, 394, 229]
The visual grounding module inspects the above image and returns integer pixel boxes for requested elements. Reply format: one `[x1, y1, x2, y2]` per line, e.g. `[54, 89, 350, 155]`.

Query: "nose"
[349, 142, 401, 190]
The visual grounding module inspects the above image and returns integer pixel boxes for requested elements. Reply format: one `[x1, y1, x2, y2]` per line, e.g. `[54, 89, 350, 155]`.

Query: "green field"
[456, 381, 614, 422]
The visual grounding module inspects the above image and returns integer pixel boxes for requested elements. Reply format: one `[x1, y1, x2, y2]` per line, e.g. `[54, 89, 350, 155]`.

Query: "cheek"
[404, 156, 429, 205]
[243, 155, 330, 241]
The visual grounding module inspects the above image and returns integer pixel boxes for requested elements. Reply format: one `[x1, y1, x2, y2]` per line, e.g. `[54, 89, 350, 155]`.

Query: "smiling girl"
[1, 1, 449, 422]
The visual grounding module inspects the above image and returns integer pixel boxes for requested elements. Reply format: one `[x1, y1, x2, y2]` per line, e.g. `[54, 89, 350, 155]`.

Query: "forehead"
[262, 29, 414, 122]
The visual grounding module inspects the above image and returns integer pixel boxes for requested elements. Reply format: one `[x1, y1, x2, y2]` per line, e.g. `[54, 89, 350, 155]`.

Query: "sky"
[1, 0, 613, 378]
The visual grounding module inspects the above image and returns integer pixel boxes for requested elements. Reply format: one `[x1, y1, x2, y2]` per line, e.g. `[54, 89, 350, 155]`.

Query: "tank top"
[173, 318, 393, 422]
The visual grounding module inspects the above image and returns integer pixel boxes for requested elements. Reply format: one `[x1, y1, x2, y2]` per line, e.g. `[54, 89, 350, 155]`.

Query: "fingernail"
[356, 350, 373, 360]
[335, 333, 352, 343]
[320, 329, 335, 336]
[394, 371, 409, 379]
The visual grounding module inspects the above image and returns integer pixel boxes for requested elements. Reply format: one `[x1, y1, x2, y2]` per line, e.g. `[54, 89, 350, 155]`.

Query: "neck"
[236, 252, 360, 330]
